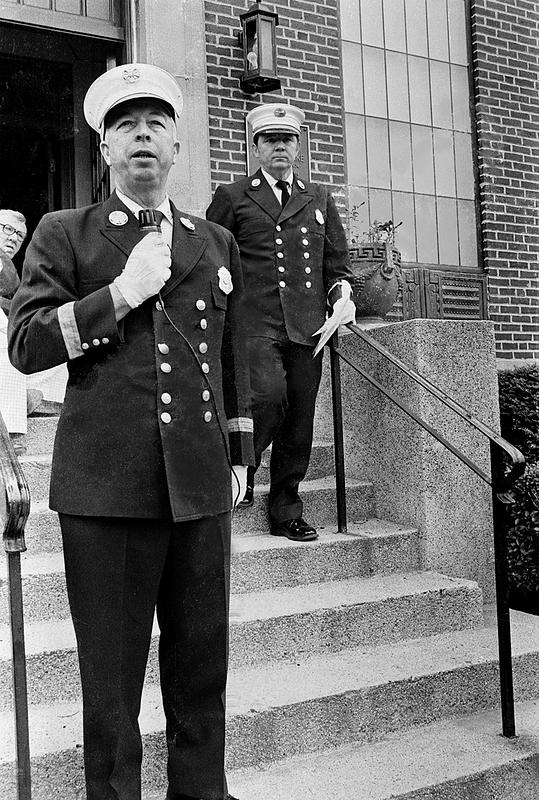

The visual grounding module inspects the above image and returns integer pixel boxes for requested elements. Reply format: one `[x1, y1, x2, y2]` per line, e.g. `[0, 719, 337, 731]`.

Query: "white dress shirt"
[261, 168, 293, 205]
[115, 188, 173, 249]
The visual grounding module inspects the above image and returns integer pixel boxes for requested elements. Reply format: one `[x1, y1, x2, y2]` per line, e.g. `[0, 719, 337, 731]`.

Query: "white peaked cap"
[83, 63, 183, 134]
[246, 103, 305, 137]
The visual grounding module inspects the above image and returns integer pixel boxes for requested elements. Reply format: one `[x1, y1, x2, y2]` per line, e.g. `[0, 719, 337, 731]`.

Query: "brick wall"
[204, 0, 346, 206]
[471, 0, 538, 360]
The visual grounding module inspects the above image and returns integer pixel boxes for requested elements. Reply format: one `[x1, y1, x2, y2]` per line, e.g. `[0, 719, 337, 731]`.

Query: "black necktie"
[275, 179, 290, 208]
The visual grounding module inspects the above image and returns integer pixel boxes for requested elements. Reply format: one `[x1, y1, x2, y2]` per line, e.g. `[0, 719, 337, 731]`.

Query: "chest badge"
[315, 209, 325, 225]
[297, 179, 305, 190]
[251, 178, 261, 188]
[109, 211, 128, 226]
[180, 217, 195, 231]
[218, 266, 233, 295]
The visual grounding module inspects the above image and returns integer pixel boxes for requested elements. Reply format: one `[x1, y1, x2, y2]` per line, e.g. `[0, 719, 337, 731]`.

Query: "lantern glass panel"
[259, 18, 274, 71]
[245, 20, 259, 72]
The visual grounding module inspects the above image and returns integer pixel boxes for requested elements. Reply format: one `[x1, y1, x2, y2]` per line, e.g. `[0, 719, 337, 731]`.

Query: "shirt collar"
[261, 167, 293, 189]
[115, 188, 173, 225]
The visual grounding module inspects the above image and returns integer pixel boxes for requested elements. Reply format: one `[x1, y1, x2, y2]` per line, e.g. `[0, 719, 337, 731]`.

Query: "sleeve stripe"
[227, 417, 254, 433]
[57, 301, 84, 360]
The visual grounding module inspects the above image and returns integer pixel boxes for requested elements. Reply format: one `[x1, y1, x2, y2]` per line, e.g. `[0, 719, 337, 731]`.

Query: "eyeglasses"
[0, 223, 26, 242]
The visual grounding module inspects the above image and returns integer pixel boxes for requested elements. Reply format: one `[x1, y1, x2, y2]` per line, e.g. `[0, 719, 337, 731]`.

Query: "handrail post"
[490, 441, 516, 737]
[329, 331, 347, 533]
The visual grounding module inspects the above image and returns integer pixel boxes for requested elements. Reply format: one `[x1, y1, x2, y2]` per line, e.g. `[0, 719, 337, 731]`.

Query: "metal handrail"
[1, 410, 32, 800]
[328, 323, 526, 738]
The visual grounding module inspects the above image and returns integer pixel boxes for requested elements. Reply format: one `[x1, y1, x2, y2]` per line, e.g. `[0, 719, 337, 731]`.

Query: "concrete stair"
[1, 416, 538, 799]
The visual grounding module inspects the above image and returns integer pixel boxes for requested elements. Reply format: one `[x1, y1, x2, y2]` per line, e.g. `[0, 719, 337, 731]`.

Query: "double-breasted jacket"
[206, 168, 354, 345]
[8, 193, 254, 521]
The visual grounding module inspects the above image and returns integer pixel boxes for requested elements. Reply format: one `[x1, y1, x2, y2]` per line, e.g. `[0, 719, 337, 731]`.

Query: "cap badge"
[218, 266, 233, 295]
[180, 217, 195, 231]
[109, 211, 129, 226]
[274, 108, 286, 117]
[315, 209, 325, 225]
[251, 178, 261, 188]
[297, 179, 305, 190]
[122, 67, 140, 84]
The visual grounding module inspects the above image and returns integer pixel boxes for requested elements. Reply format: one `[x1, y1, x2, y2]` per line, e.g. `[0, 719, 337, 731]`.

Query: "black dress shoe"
[271, 517, 318, 541]
[236, 483, 254, 508]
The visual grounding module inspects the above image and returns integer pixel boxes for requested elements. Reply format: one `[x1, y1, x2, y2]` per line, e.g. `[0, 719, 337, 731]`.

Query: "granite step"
[0, 570, 482, 708]
[1, 612, 538, 798]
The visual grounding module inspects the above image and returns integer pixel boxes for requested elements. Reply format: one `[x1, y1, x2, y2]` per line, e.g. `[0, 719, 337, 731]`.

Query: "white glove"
[231, 465, 248, 509]
[113, 233, 171, 309]
[312, 282, 356, 356]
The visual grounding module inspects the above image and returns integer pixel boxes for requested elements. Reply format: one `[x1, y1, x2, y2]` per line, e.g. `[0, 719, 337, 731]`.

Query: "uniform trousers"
[59, 512, 231, 800]
[247, 336, 324, 523]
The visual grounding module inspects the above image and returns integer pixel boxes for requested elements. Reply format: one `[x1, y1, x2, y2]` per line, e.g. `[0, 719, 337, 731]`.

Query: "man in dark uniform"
[207, 103, 355, 542]
[8, 63, 253, 800]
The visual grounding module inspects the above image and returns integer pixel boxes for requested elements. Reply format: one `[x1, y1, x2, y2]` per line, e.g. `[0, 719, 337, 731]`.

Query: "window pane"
[427, 0, 449, 61]
[451, 65, 471, 132]
[430, 60, 452, 130]
[434, 128, 455, 196]
[343, 42, 364, 113]
[411, 125, 435, 193]
[55, 0, 81, 12]
[454, 132, 474, 199]
[448, 0, 468, 65]
[390, 121, 413, 191]
[384, 0, 406, 52]
[25, 0, 51, 7]
[405, 0, 428, 57]
[348, 185, 369, 244]
[458, 200, 478, 267]
[392, 191, 417, 261]
[408, 56, 431, 125]
[360, 0, 384, 47]
[340, 0, 361, 43]
[366, 117, 391, 188]
[437, 197, 459, 265]
[387, 51, 409, 121]
[363, 46, 387, 117]
[415, 194, 438, 262]
[369, 188, 393, 227]
[87, 0, 111, 19]
[346, 114, 368, 185]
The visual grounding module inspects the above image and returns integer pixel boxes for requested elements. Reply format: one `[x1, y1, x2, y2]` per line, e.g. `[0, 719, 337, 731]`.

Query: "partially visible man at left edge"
[8, 63, 253, 800]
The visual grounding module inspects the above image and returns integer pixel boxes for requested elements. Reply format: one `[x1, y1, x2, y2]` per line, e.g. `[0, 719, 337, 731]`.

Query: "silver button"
[202, 363, 210, 374]
[81, 342, 89, 350]
[204, 411, 212, 423]
[158, 343, 169, 355]
[279, 281, 286, 288]
[161, 412, 172, 424]
[160, 363, 172, 373]
[161, 393, 172, 404]
[102, 337, 109, 344]
[304, 252, 310, 259]
[92, 338, 100, 346]
[276, 238, 283, 245]
[301, 226, 307, 233]
[155, 301, 163, 311]
[302, 239, 309, 245]
[199, 342, 208, 354]
[305, 267, 312, 274]
[202, 390, 210, 402]
[196, 299, 206, 311]
[277, 252, 284, 259]
[200, 319, 207, 330]
[276, 225, 282, 231]
[278, 266, 285, 273]
[306, 281, 312, 288]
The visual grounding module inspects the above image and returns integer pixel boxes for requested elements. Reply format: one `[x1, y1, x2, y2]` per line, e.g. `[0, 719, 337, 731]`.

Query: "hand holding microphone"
[113, 210, 171, 309]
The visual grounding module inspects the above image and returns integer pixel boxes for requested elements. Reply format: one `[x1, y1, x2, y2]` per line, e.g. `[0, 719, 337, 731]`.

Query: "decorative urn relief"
[348, 217, 404, 324]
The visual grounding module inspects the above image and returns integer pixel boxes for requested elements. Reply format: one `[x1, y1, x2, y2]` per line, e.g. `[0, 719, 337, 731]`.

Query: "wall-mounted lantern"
[238, 2, 281, 95]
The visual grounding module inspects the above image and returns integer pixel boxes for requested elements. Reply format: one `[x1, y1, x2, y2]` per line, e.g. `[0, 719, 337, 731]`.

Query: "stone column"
[316, 320, 501, 600]
[136, 0, 211, 216]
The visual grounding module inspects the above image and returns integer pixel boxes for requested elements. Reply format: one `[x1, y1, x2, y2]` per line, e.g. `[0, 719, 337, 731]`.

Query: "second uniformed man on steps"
[207, 102, 356, 542]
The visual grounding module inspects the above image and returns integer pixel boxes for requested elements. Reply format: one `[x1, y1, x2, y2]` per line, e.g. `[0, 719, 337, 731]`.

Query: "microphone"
[138, 208, 162, 233]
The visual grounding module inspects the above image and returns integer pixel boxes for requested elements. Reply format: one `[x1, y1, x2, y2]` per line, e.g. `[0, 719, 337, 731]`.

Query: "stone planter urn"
[348, 219, 403, 325]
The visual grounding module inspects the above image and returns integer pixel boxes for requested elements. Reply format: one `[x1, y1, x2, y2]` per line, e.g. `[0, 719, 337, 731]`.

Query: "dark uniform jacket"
[206, 168, 354, 346]
[8, 193, 254, 521]
[0, 251, 19, 315]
